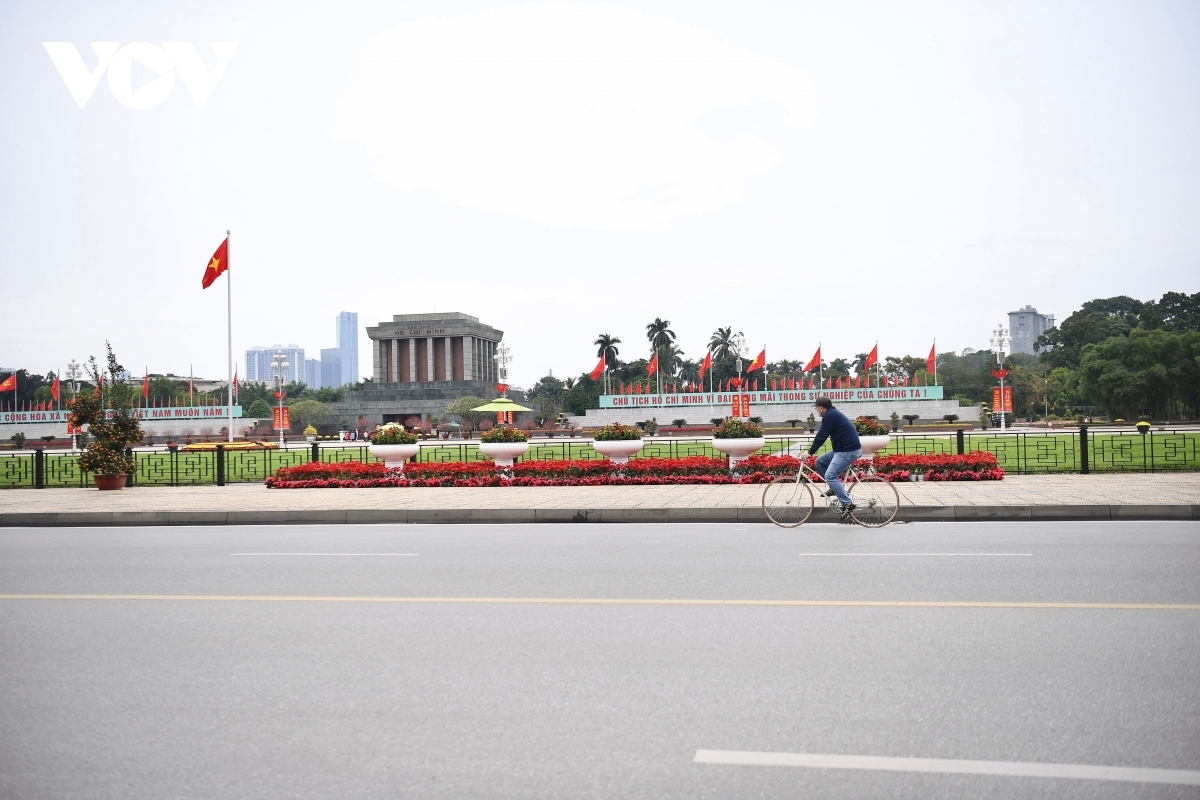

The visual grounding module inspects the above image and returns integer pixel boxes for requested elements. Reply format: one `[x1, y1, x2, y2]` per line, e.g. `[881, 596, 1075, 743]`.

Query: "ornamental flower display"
[712, 419, 763, 439]
[480, 425, 528, 443]
[852, 416, 890, 436]
[266, 452, 1004, 488]
[68, 344, 144, 487]
[593, 422, 643, 441]
[370, 424, 418, 445]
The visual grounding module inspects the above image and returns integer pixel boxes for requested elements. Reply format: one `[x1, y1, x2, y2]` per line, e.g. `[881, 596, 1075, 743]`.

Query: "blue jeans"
[815, 449, 862, 506]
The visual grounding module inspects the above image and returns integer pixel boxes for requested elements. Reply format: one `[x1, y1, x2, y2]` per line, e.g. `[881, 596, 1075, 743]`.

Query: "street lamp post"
[990, 324, 1012, 432]
[65, 359, 81, 451]
[272, 350, 289, 449]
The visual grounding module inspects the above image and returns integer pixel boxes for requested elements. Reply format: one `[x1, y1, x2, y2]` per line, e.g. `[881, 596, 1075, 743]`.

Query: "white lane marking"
[230, 553, 419, 557]
[798, 553, 1032, 557]
[693, 750, 1200, 786]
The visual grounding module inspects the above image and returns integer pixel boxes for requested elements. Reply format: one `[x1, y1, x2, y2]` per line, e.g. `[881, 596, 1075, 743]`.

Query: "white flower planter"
[711, 436, 766, 468]
[592, 439, 644, 464]
[369, 443, 420, 471]
[858, 434, 891, 456]
[479, 441, 530, 468]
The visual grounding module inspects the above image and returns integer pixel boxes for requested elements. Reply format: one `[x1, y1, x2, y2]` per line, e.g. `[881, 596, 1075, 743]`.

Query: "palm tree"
[666, 343, 687, 375]
[594, 333, 621, 359]
[645, 318, 676, 354]
[852, 352, 870, 375]
[829, 357, 851, 377]
[709, 327, 741, 360]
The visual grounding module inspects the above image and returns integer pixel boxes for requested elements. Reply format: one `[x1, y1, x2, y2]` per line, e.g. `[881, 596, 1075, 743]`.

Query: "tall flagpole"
[226, 229, 233, 442]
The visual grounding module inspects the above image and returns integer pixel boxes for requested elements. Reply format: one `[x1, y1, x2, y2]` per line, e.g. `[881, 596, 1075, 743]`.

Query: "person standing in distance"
[806, 396, 862, 519]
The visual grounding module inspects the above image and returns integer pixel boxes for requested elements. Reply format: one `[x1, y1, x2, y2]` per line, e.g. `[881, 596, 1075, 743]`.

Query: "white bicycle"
[761, 457, 900, 528]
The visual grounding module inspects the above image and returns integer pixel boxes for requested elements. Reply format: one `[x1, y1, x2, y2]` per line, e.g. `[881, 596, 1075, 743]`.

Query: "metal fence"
[1, 427, 1197, 489]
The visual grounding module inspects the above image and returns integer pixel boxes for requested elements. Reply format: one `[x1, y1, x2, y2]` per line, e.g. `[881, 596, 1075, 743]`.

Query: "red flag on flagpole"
[863, 344, 878, 370]
[803, 347, 821, 373]
[747, 349, 766, 372]
[232, 368, 238, 403]
[927, 342, 936, 375]
[0, 373, 14, 393]
[201, 237, 229, 289]
[50, 374, 60, 403]
[589, 356, 605, 381]
[646, 352, 658, 377]
[142, 371, 149, 401]
[699, 351, 712, 381]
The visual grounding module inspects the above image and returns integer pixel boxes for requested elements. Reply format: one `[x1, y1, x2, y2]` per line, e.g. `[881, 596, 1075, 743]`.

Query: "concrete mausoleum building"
[331, 312, 504, 427]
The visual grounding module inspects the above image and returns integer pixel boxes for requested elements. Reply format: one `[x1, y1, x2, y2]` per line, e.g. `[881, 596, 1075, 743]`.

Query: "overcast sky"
[2, 0, 1197, 386]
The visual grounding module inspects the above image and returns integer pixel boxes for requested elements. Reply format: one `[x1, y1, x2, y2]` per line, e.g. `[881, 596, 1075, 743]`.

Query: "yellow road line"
[0, 595, 1197, 610]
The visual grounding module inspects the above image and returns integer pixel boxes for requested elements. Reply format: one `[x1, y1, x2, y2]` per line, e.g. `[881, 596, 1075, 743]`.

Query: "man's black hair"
[814, 396, 833, 409]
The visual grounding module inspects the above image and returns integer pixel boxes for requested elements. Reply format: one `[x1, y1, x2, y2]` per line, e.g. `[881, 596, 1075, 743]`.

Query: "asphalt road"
[1, 521, 1198, 799]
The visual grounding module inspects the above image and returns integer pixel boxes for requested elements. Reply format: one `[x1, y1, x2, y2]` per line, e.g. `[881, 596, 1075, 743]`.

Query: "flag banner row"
[600, 386, 943, 409]
[0, 406, 244, 425]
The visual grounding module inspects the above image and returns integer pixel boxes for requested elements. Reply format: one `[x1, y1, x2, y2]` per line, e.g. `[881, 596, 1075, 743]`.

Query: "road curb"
[0, 505, 1197, 527]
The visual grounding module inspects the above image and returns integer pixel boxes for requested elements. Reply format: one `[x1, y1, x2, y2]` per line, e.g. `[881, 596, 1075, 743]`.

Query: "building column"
[426, 338, 435, 383]
[390, 339, 401, 383]
[444, 337, 453, 382]
[464, 336, 474, 382]
[408, 339, 417, 383]
[372, 339, 382, 382]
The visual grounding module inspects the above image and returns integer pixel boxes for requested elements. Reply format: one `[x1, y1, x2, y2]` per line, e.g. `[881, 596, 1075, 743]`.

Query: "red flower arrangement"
[266, 452, 1003, 488]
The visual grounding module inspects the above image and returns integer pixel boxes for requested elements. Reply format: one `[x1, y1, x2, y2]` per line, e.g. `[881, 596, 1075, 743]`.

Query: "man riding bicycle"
[806, 396, 862, 519]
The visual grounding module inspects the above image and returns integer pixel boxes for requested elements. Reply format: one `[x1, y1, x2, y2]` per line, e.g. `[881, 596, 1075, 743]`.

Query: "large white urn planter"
[711, 436, 766, 468]
[858, 435, 891, 457]
[592, 439, 644, 464]
[369, 443, 421, 471]
[479, 441, 530, 468]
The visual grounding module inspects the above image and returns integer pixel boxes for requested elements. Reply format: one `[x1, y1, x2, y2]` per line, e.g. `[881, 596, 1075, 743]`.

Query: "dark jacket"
[808, 407, 861, 454]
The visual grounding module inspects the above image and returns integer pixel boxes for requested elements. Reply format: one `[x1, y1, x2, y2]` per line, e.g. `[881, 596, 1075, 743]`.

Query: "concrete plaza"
[1, 473, 1199, 526]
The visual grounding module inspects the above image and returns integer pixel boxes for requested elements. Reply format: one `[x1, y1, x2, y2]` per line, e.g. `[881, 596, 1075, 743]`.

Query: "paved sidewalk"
[1, 474, 1198, 525]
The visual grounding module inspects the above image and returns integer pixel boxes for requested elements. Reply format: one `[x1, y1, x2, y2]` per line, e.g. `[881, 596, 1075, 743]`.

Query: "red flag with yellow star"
[201, 237, 229, 289]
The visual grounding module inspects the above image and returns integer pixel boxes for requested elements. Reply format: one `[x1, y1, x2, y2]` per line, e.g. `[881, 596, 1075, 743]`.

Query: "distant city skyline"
[243, 311, 359, 388]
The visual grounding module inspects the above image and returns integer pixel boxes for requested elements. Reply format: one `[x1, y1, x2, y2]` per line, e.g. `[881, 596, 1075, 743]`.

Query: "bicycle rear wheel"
[762, 475, 815, 527]
[847, 476, 900, 527]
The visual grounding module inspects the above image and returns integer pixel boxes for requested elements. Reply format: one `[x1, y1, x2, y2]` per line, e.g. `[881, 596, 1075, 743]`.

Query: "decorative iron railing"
[1, 427, 1196, 489]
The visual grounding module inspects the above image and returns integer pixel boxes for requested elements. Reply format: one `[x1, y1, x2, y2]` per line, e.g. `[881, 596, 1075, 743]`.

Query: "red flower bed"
[266, 452, 1003, 488]
[873, 452, 1003, 481]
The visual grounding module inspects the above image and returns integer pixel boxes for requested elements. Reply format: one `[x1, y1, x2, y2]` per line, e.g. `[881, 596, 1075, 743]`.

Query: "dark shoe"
[838, 503, 856, 520]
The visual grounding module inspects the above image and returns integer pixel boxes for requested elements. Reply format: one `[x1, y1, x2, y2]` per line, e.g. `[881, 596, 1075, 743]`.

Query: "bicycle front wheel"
[762, 475, 815, 528]
[847, 476, 901, 527]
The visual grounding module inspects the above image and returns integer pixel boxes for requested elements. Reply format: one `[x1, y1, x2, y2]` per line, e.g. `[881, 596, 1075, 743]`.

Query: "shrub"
[370, 424, 418, 445]
[69, 344, 143, 475]
[481, 425, 528, 443]
[594, 422, 643, 441]
[852, 416, 889, 436]
[943, 414, 960, 424]
[713, 418, 763, 439]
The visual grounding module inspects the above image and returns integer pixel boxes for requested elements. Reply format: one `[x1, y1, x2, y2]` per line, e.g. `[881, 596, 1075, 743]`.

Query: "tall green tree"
[708, 327, 740, 360]
[594, 333, 621, 359]
[1077, 329, 1200, 419]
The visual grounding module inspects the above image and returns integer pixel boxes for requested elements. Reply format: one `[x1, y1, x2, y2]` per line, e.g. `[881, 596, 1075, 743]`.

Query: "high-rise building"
[337, 311, 359, 386]
[321, 348, 342, 389]
[245, 345, 304, 383]
[304, 358, 323, 390]
[1007, 306, 1056, 355]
